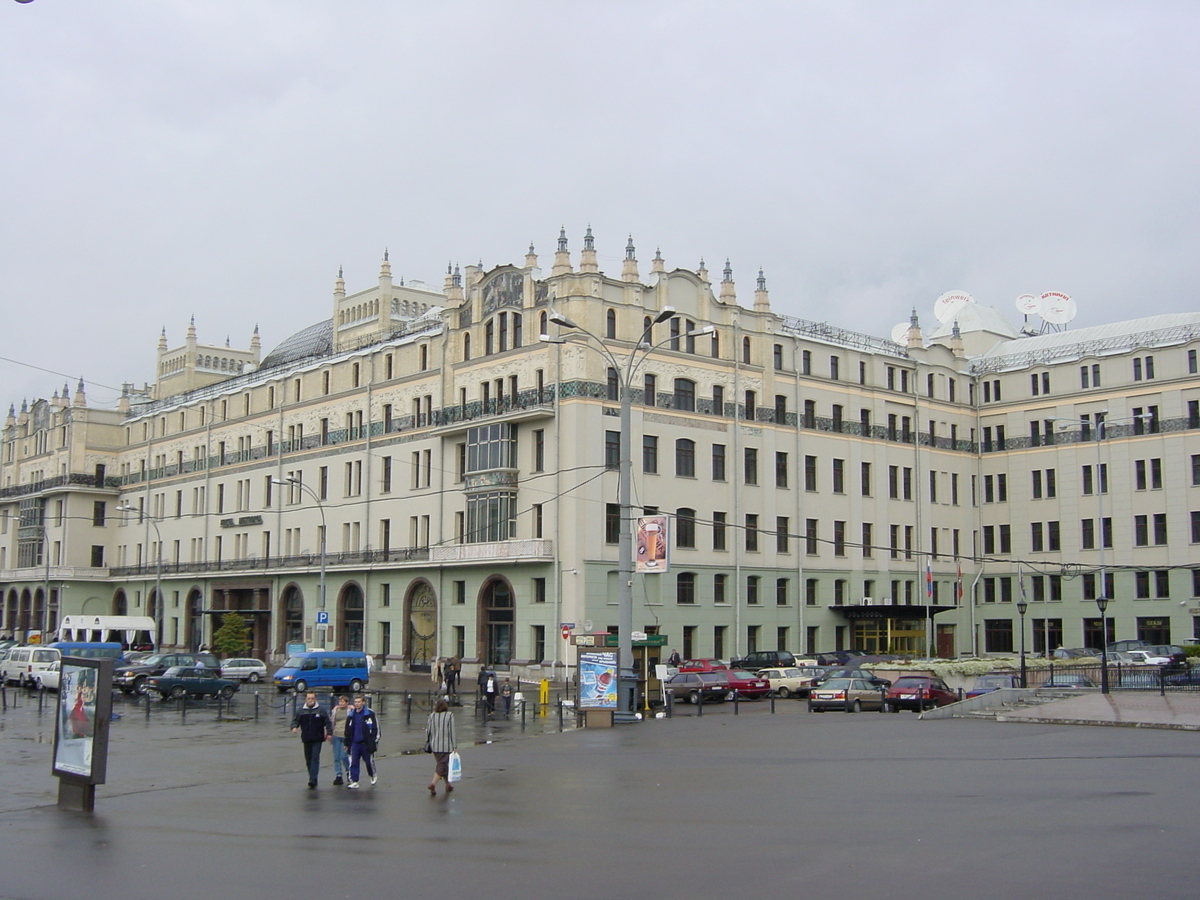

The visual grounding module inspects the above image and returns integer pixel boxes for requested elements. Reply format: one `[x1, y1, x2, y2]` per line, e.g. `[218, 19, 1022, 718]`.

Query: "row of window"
[982, 513, 1194, 553]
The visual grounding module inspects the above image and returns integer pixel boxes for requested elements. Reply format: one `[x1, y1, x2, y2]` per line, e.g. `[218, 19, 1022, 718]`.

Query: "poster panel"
[635, 515, 669, 573]
[53, 657, 112, 784]
[578, 650, 618, 709]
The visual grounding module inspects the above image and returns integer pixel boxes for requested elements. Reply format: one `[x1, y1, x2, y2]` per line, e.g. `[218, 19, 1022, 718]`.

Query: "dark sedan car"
[664, 672, 729, 704]
[885, 675, 958, 711]
[1163, 666, 1200, 687]
[1040, 672, 1097, 689]
[966, 672, 1023, 698]
[144, 666, 240, 701]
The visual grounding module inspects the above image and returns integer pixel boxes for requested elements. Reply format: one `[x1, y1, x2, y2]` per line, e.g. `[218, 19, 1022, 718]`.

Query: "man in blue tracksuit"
[343, 695, 380, 789]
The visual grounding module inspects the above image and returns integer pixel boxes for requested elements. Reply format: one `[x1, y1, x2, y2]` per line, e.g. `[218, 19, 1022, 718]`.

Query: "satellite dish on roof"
[933, 290, 972, 323]
[890, 322, 910, 344]
[1015, 294, 1040, 316]
[1038, 291, 1077, 325]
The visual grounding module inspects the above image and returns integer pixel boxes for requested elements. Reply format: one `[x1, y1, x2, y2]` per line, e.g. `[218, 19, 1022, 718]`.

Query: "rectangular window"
[862, 523, 873, 558]
[833, 520, 846, 556]
[604, 431, 620, 470]
[861, 462, 872, 496]
[805, 519, 818, 555]
[744, 448, 758, 485]
[747, 576, 759, 605]
[643, 436, 659, 474]
[605, 504, 620, 544]
[776, 517, 790, 553]
[806, 578, 818, 606]
[712, 444, 726, 481]
[1153, 513, 1167, 545]
[805, 455, 817, 492]
[832, 458, 845, 494]
[775, 452, 788, 488]
[745, 514, 759, 552]
[1135, 515, 1149, 546]
[714, 574, 727, 605]
[712, 512, 727, 551]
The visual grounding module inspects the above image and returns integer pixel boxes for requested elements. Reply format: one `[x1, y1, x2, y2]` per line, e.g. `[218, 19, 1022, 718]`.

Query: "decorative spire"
[453, 264, 462, 287]
[621, 235, 639, 282]
[950, 319, 965, 358]
[552, 226, 573, 276]
[753, 267, 771, 312]
[719, 259, 736, 304]
[723, 259, 733, 283]
[579, 225, 599, 273]
[380, 249, 392, 280]
[906, 308, 924, 350]
[250, 324, 261, 356]
[158, 327, 168, 353]
[73, 379, 87, 408]
[697, 258, 709, 282]
[525, 242, 539, 269]
[650, 247, 665, 275]
[187, 316, 197, 340]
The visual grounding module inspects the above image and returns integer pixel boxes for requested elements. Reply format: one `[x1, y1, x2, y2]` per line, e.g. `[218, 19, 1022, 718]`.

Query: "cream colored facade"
[3, 232, 1199, 674]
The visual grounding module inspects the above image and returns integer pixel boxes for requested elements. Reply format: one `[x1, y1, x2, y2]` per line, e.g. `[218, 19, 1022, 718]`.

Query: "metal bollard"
[255, 692, 260, 721]
[733, 691, 739, 715]
[180, 695, 187, 721]
[146, 694, 152, 720]
[665, 690, 673, 718]
[405, 694, 412, 725]
[770, 693, 775, 714]
[697, 691, 704, 716]
[557, 697, 564, 728]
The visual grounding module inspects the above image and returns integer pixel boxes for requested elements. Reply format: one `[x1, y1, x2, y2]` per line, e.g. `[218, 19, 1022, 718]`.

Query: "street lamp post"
[117, 504, 163, 650]
[542, 306, 710, 722]
[272, 477, 327, 649]
[1096, 595, 1110, 694]
[1016, 599, 1028, 688]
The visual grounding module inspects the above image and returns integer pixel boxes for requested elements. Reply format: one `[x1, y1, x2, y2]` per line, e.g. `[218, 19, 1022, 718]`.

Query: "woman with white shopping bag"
[426, 697, 458, 796]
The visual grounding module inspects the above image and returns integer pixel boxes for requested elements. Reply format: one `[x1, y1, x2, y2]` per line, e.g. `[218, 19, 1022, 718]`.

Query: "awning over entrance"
[830, 603, 956, 620]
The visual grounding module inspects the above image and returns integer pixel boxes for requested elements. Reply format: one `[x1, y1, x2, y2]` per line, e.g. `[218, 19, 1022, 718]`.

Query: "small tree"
[212, 611, 250, 657]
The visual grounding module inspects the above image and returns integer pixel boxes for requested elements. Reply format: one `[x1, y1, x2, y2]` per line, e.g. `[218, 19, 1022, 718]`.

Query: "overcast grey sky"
[3, 1, 1197, 410]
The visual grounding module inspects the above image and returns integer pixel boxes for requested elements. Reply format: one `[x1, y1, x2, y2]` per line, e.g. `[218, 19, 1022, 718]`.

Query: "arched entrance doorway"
[479, 577, 514, 667]
[113, 589, 128, 617]
[338, 583, 364, 651]
[186, 589, 205, 650]
[404, 580, 437, 672]
[279, 584, 304, 651]
[19, 589, 32, 636]
[32, 588, 45, 636]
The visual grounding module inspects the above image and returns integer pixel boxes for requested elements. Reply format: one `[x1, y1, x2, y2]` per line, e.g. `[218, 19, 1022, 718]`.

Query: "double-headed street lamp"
[116, 503, 163, 650]
[542, 305, 713, 721]
[1016, 598, 1028, 688]
[271, 476, 328, 648]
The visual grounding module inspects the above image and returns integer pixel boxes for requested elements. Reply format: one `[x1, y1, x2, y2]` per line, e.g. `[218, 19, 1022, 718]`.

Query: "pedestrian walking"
[667, 649, 682, 668]
[446, 656, 460, 697]
[426, 697, 457, 796]
[432, 657, 446, 693]
[290, 691, 332, 789]
[343, 694, 380, 789]
[329, 695, 351, 786]
[480, 667, 498, 714]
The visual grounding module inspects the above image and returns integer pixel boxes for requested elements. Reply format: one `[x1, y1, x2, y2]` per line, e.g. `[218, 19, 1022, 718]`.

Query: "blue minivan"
[273, 651, 370, 693]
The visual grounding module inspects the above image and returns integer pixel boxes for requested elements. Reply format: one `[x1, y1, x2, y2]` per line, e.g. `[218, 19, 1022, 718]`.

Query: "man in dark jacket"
[290, 691, 332, 789]
[343, 695, 380, 789]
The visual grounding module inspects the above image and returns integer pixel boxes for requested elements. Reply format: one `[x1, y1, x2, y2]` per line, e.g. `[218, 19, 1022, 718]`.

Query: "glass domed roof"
[260, 319, 333, 370]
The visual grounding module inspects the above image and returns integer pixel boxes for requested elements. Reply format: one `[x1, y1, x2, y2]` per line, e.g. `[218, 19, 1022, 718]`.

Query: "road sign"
[561, 624, 571, 640]
[316, 611, 330, 625]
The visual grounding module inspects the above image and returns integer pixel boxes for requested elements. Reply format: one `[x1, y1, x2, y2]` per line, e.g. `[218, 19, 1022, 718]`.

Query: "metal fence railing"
[1022, 662, 1200, 694]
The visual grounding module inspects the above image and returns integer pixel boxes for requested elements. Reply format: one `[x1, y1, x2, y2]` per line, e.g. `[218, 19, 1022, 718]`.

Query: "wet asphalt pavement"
[1, 687, 1197, 900]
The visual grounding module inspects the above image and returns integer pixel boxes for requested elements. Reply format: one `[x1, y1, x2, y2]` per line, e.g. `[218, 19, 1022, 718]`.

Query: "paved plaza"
[0, 689, 1197, 900]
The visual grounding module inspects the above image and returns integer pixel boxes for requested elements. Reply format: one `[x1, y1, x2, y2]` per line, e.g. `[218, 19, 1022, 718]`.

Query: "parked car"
[729, 650, 796, 670]
[144, 666, 240, 701]
[1, 646, 62, 687]
[272, 651, 371, 692]
[113, 652, 220, 694]
[966, 672, 1023, 698]
[817, 667, 892, 689]
[220, 658, 269, 683]
[1163, 666, 1200, 687]
[677, 658, 729, 673]
[1040, 672, 1097, 689]
[663, 671, 729, 705]
[0, 639, 19, 652]
[1051, 647, 1102, 660]
[34, 660, 61, 691]
[758, 667, 823, 699]
[723, 669, 772, 699]
[884, 675, 958, 711]
[1126, 650, 1171, 666]
[1142, 644, 1187, 664]
[1107, 640, 1149, 653]
[807, 677, 887, 712]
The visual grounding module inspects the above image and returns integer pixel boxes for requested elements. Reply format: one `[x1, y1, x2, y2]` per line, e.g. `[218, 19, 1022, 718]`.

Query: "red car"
[884, 675, 958, 712]
[723, 669, 772, 699]
[678, 658, 729, 673]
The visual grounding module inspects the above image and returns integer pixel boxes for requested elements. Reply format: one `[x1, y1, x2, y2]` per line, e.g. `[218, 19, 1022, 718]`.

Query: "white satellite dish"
[1015, 293, 1040, 315]
[933, 290, 972, 323]
[890, 322, 910, 344]
[1038, 291, 1077, 325]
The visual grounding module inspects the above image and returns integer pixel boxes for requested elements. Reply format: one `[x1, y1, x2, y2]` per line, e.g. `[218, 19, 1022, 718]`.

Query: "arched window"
[606, 309, 617, 339]
[280, 585, 303, 649]
[675, 439, 696, 477]
[485, 320, 495, 355]
[676, 572, 696, 605]
[742, 336, 752, 365]
[673, 378, 696, 412]
[339, 583, 365, 651]
[643, 315, 653, 343]
[463, 332, 471, 361]
[480, 578, 515, 667]
[676, 508, 696, 548]
[539, 311, 548, 337]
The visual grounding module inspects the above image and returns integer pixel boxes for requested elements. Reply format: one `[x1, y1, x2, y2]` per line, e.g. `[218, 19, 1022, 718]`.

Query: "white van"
[1, 646, 62, 687]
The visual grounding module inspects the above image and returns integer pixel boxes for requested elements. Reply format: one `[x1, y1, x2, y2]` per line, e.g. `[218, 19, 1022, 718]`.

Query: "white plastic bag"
[448, 750, 462, 783]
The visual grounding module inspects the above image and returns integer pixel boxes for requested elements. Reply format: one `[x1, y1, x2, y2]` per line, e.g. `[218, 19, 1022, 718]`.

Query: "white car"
[1126, 650, 1171, 666]
[34, 660, 61, 691]
[219, 658, 268, 683]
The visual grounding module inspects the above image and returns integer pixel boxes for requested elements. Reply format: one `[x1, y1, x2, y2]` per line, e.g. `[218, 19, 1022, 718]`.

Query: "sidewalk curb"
[994, 714, 1200, 731]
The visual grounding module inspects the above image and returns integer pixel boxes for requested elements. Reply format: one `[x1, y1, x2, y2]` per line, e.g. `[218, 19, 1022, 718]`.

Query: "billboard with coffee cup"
[635, 515, 669, 573]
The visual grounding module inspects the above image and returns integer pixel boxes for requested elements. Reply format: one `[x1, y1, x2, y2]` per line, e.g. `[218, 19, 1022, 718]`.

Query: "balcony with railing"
[431, 540, 554, 564]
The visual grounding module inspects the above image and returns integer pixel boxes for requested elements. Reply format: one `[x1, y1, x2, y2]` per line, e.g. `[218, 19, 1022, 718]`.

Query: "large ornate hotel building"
[3, 230, 1199, 675]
